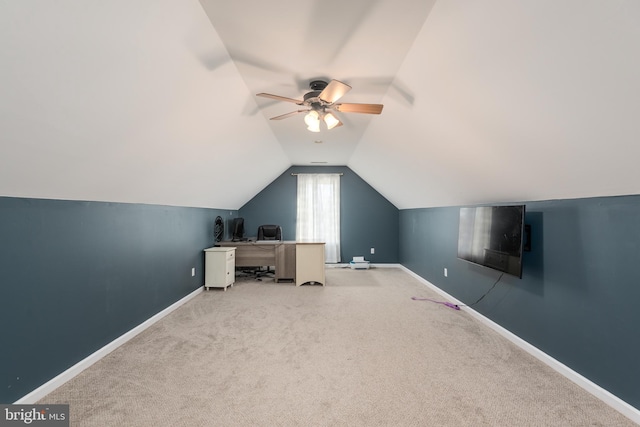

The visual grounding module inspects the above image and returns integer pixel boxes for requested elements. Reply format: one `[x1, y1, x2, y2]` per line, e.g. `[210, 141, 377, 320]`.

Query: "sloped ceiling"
[352, 1, 640, 208]
[0, 1, 289, 209]
[1, 1, 639, 210]
[198, 0, 435, 167]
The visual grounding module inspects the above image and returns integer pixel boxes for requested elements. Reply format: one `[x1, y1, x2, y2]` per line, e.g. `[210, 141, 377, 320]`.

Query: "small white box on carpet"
[350, 256, 370, 270]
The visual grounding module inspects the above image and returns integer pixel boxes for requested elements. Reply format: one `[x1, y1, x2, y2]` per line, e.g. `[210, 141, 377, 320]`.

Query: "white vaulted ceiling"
[1, 1, 639, 210]
[198, 0, 435, 167]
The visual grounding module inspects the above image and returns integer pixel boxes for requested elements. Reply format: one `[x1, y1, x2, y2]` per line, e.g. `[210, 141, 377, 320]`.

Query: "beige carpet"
[39, 268, 636, 426]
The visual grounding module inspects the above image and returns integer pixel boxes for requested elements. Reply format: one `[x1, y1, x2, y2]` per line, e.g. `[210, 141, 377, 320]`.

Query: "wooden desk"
[217, 241, 325, 285]
[217, 241, 296, 283]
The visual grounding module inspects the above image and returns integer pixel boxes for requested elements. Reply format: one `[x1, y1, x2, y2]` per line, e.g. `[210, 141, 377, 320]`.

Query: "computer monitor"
[232, 218, 245, 241]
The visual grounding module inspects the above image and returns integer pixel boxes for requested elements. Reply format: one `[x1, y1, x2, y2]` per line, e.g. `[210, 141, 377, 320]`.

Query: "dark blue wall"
[239, 166, 399, 263]
[0, 197, 237, 403]
[8, 187, 637, 410]
[400, 195, 640, 409]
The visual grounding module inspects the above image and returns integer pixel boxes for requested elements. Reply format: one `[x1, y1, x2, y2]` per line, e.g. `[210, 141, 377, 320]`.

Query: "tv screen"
[457, 205, 525, 278]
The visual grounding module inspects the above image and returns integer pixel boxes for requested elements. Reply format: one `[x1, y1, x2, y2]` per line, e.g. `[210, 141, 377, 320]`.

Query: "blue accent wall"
[399, 195, 640, 409]
[239, 166, 399, 263]
[0, 196, 237, 403]
[6, 186, 638, 410]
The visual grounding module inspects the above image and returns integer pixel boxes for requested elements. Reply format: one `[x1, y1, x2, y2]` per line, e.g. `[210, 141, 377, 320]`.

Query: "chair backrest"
[257, 225, 282, 241]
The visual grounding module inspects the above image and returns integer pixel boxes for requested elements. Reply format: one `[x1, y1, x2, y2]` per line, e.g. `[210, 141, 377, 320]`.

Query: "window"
[295, 173, 341, 263]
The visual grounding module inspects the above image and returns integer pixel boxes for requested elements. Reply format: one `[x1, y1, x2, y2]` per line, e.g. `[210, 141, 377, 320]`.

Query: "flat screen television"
[457, 205, 525, 278]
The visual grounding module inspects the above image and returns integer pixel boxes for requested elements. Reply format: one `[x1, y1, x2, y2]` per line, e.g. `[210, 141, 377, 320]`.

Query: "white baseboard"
[325, 263, 401, 269]
[369, 263, 402, 268]
[14, 286, 204, 404]
[399, 265, 640, 425]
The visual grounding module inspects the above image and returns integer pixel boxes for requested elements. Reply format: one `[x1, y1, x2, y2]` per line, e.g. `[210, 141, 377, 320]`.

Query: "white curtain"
[296, 174, 341, 263]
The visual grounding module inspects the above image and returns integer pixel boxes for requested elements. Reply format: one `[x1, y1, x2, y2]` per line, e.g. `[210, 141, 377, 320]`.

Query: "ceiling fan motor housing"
[309, 80, 328, 91]
[304, 80, 330, 109]
[303, 90, 325, 108]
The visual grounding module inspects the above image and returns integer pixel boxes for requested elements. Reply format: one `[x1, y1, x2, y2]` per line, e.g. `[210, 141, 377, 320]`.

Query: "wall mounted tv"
[457, 205, 525, 278]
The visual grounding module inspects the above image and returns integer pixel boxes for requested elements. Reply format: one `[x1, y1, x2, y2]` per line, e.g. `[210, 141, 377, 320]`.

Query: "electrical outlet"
[444, 268, 448, 277]
[191, 268, 195, 277]
[370, 248, 375, 254]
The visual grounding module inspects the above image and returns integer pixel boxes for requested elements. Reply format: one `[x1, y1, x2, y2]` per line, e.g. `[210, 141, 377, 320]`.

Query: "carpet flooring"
[38, 268, 636, 426]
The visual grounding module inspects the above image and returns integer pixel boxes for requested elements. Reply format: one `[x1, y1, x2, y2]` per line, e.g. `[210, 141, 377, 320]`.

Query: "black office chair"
[251, 225, 282, 280]
[257, 224, 282, 241]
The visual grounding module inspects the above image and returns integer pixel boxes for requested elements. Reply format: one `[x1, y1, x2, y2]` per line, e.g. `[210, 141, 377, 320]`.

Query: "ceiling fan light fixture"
[305, 110, 320, 132]
[257, 79, 382, 131]
[323, 112, 340, 130]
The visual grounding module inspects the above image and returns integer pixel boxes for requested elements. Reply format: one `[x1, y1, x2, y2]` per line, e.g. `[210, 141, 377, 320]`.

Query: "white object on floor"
[350, 256, 370, 269]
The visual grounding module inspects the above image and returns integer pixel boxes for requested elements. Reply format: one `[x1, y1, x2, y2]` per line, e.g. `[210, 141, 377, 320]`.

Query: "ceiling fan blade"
[334, 103, 384, 114]
[256, 93, 304, 104]
[270, 110, 309, 120]
[319, 79, 352, 104]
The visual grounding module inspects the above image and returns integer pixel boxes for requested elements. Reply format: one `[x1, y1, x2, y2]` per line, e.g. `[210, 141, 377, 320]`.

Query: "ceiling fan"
[256, 79, 384, 132]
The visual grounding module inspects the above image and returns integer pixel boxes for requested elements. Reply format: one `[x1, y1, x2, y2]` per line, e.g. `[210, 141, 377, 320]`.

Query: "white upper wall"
[2, 1, 640, 210]
[350, 0, 640, 208]
[0, 1, 289, 209]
